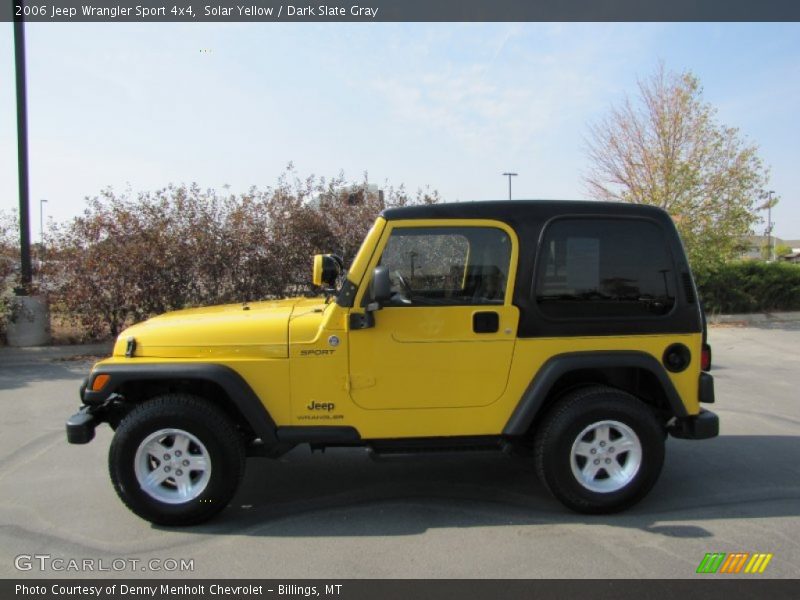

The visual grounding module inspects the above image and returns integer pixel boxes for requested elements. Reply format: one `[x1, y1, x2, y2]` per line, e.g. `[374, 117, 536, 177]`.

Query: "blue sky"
[1, 22, 798, 238]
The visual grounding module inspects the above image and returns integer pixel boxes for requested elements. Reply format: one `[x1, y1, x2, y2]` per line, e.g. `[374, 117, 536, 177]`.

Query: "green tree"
[584, 64, 771, 270]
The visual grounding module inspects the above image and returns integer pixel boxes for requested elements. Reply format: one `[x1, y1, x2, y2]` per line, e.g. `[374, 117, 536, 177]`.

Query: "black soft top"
[381, 199, 671, 224]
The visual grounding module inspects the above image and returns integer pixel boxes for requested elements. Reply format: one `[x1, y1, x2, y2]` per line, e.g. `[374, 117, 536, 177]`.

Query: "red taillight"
[701, 343, 712, 371]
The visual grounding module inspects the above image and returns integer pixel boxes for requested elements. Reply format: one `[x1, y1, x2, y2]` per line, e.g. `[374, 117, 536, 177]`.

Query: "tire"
[108, 393, 245, 526]
[533, 386, 665, 514]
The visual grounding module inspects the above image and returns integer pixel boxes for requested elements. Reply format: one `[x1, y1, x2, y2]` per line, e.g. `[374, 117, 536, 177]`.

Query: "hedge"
[694, 260, 800, 314]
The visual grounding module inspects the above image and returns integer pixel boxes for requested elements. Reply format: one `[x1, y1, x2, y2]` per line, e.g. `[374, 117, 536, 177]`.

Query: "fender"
[503, 351, 688, 436]
[82, 363, 278, 445]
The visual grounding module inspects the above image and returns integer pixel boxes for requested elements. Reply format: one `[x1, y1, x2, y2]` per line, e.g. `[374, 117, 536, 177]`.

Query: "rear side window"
[534, 218, 676, 318]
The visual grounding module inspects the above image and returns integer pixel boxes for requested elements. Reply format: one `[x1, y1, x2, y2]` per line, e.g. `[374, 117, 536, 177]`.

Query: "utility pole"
[502, 172, 517, 200]
[15, 17, 32, 292]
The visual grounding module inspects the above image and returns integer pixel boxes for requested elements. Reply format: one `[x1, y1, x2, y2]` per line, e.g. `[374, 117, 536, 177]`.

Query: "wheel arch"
[503, 351, 687, 436]
[83, 363, 278, 445]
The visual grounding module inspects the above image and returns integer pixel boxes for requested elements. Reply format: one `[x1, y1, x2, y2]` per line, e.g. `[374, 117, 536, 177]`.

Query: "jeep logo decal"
[307, 401, 335, 411]
[300, 349, 336, 356]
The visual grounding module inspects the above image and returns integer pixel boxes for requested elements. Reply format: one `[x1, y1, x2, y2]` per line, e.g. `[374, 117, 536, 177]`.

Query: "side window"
[535, 219, 676, 318]
[378, 226, 511, 306]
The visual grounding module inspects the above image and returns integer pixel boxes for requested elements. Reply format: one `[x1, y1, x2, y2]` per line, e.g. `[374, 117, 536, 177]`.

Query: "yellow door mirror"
[312, 254, 343, 288]
[312, 254, 324, 287]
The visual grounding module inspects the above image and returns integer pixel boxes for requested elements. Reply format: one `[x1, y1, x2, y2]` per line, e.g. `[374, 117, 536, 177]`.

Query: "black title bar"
[3, 0, 800, 22]
[4, 579, 800, 600]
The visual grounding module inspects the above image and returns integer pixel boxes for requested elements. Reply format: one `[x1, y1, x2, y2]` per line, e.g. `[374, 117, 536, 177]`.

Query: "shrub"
[694, 261, 800, 314]
[45, 168, 439, 338]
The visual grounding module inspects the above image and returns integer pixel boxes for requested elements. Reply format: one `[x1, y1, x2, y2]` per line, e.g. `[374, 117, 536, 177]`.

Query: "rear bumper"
[699, 372, 715, 404]
[669, 409, 719, 440]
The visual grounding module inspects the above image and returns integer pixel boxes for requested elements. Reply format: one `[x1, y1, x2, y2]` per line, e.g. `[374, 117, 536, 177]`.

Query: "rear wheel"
[109, 394, 245, 526]
[534, 386, 665, 514]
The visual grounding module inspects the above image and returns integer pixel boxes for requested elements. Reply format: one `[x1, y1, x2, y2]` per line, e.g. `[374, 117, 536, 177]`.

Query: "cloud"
[363, 24, 642, 156]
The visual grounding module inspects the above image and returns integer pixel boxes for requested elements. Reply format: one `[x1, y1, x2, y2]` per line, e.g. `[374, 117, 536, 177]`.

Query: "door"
[348, 221, 519, 410]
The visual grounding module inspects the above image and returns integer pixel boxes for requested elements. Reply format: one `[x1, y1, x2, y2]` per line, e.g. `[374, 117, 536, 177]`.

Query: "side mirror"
[371, 266, 392, 304]
[312, 254, 341, 288]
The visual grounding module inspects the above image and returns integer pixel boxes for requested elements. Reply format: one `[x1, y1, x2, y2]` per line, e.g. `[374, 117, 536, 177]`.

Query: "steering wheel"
[392, 270, 413, 297]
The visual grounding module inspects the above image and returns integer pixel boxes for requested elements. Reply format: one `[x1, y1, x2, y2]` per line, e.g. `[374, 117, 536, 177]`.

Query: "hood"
[112, 297, 324, 359]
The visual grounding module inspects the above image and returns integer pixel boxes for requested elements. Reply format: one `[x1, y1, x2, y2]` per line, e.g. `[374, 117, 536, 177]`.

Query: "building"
[740, 235, 800, 262]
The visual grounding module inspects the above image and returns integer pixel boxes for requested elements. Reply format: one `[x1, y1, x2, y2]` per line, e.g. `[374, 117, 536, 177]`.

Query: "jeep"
[66, 201, 717, 525]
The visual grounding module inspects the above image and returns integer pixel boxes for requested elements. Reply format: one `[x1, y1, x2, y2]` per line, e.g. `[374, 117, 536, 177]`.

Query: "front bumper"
[66, 406, 97, 444]
[669, 409, 719, 440]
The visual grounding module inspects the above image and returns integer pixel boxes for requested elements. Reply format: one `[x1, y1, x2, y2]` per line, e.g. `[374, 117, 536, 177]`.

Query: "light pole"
[39, 199, 47, 246]
[763, 190, 776, 262]
[502, 172, 517, 200]
[7, 15, 51, 346]
[15, 16, 32, 292]
[39, 199, 48, 270]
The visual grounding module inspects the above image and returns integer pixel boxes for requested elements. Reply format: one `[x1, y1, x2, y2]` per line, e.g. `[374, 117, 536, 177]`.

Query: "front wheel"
[533, 386, 665, 514]
[109, 394, 245, 526]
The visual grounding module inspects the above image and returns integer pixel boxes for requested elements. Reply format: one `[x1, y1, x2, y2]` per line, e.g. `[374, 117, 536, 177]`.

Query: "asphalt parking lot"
[1, 324, 798, 579]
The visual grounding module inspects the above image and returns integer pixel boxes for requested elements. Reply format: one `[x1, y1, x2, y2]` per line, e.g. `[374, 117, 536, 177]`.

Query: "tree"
[0, 211, 19, 341]
[584, 64, 771, 270]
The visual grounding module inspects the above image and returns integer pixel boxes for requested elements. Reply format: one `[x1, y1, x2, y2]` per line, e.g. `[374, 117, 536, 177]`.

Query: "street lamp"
[15, 16, 32, 291]
[761, 190, 776, 262]
[40, 199, 48, 246]
[502, 172, 518, 200]
[39, 198, 48, 274]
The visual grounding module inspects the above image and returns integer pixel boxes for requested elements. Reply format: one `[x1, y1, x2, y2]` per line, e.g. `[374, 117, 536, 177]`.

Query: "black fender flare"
[503, 351, 687, 436]
[82, 363, 278, 445]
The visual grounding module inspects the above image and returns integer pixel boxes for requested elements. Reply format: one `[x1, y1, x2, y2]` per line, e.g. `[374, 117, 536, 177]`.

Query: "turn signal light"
[91, 374, 111, 391]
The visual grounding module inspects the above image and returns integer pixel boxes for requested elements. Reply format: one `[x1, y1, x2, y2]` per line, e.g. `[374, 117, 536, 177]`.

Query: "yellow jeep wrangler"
[66, 201, 717, 525]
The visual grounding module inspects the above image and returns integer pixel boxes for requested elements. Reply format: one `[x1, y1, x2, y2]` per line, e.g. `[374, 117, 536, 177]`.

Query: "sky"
[1, 22, 799, 239]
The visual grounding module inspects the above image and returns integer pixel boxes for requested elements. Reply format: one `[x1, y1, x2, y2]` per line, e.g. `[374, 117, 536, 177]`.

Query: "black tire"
[533, 386, 665, 514]
[109, 393, 245, 526]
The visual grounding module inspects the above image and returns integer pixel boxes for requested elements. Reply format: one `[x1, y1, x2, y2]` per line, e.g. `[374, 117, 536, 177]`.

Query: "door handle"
[473, 311, 499, 333]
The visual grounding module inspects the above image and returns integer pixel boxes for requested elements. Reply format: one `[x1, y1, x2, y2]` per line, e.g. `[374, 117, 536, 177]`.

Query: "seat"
[471, 265, 506, 304]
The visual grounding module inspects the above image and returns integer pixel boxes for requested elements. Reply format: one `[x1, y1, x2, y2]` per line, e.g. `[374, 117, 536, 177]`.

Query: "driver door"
[348, 220, 519, 410]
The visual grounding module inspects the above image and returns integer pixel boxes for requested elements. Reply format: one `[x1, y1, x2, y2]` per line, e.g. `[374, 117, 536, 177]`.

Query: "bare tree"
[584, 63, 771, 269]
[44, 169, 442, 339]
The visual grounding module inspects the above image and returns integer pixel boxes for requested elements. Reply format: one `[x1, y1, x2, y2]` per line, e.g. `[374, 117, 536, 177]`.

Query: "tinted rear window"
[534, 218, 676, 318]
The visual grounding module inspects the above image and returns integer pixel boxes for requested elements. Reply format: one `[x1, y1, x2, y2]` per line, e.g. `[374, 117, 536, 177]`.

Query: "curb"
[707, 311, 800, 325]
